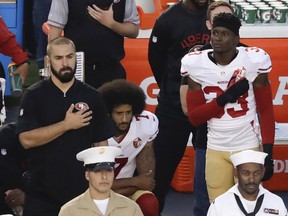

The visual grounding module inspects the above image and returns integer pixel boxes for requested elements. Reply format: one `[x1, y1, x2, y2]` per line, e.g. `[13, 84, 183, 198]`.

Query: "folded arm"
[112, 141, 155, 196]
[187, 78, 223, 126]
[187, 77, 250, 126]
[19, 104, 93, 149]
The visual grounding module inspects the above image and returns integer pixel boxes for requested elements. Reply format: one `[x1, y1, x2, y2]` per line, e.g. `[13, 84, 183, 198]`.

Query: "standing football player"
[181, 13, 275, 202]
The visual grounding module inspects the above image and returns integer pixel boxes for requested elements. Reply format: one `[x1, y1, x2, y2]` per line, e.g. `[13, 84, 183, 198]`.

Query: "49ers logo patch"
[133, 137, 142, 148]
[75, 102, 89, 111]
[1, 148, 7, 156]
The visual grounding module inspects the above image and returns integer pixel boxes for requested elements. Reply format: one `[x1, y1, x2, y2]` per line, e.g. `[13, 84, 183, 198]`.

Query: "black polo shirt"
[0, 122, 27, 214]
[16, 78, 116, 208]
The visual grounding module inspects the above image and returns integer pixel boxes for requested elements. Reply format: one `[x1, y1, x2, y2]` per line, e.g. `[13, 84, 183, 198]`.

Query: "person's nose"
[122, 113, 128, 122]
[248, 174, 255, 183]
[101, 171, 108, 179]
[62, 57, 68, 66]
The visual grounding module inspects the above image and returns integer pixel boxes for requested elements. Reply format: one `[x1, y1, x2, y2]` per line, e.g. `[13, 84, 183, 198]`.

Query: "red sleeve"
[0, 17, 28, 65]
[187, 89, 224, 126]
[254, 84, 275, 144]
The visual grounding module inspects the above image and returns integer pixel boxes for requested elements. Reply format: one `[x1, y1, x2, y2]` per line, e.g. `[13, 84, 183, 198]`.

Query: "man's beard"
[116, 122, 130, 134]
[51, 64, 76, 83]
[189, 0, 208, 9]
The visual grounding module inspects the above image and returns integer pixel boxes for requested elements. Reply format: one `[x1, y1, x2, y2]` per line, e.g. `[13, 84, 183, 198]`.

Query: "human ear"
[261, 166, 266, 179]
[206, 20, 212, 30]
[85, 171, 90, 181]
[233, 168, 238, 178]
[44, 55, 50, 68]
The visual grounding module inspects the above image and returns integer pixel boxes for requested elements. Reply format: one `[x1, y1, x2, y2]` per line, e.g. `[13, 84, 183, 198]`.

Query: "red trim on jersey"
[254, 84, 275, 144]
[114, 131, 128, 144]
[187, 90, 223, 126]
[258, 65, 272, 71]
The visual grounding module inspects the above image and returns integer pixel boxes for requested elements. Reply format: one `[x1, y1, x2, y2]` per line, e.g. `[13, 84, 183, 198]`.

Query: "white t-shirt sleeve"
[124, 0, 140, 25]
[47, 0, 69, 29]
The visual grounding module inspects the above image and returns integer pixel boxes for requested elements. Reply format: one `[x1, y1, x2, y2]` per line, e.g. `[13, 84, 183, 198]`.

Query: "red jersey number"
[204, 86, 249, 118]
[114, 157, 128, 178]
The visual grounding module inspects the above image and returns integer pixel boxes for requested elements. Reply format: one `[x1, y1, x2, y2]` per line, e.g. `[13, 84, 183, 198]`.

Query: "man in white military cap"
[207, 150, 287, 216]
[59, 146, 144, 216]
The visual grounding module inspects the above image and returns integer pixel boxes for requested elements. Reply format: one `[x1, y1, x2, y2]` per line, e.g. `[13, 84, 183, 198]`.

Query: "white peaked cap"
[76, 146, 121, 165]
[230, 150, 268, 167]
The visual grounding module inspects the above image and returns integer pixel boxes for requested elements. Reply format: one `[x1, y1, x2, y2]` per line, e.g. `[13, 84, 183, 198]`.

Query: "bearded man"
[16, 37, 116, 216]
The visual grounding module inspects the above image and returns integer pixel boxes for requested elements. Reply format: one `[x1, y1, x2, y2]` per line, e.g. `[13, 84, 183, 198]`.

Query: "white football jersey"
[181, 47, 272, 151]
[108, 110, 159, 179]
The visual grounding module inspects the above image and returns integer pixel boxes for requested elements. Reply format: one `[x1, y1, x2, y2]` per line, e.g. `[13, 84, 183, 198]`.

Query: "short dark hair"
[98, 79, 146, 115]
[47, 37, 76, 56]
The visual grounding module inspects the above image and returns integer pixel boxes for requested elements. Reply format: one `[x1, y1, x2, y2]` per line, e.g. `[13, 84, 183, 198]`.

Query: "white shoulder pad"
[136, 110, 159, 138]
[180, 50, 206, 77]
[242, 47, 272, 73]
[238, 47, 272, 82]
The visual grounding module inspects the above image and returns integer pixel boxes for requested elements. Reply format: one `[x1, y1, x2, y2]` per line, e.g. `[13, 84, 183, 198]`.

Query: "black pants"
[85, 61, 126, 89]
[23, 193, 60, 216]
[152, 105, 196, 213]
